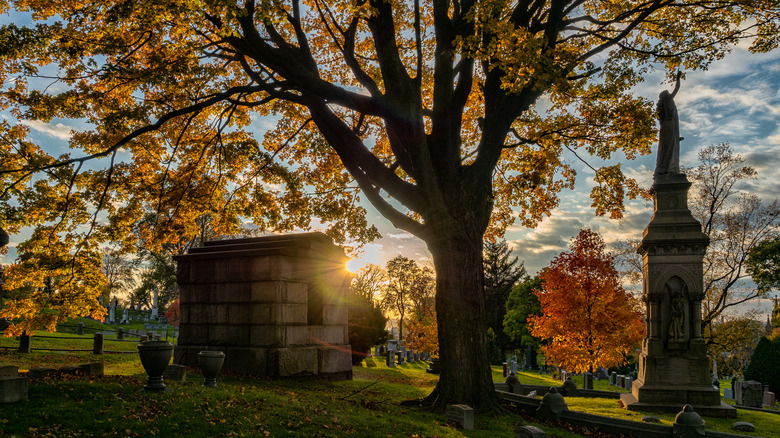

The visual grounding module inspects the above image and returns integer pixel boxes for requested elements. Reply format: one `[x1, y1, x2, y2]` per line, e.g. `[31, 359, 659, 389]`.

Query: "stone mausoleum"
[173, 232, 353, 380]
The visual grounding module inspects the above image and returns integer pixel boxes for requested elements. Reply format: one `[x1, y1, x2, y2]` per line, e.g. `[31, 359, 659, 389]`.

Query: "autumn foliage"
[529, 229, 644, 373]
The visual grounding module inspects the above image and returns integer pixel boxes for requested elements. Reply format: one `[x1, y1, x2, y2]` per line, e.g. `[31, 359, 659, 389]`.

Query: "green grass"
[2, 338, 780, 437]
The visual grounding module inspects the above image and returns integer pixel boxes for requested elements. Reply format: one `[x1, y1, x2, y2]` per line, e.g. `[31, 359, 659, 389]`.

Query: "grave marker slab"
[446, 404, 474, 430]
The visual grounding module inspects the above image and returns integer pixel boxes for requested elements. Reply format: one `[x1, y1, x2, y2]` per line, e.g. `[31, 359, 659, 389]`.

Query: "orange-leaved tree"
[529, 229, 644, 373]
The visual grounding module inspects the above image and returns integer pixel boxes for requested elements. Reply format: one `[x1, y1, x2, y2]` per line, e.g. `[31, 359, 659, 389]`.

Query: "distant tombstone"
[150, 286, 159, 319]
[374, 346, 381, 357]
[610, 371, 617, 386]
[735, 380, 763, 407]
[509, 355, 519, 375]
[723, 388, 733, 400]
[398, 346, 406, 365]
[426, 357, 441, 374]
[583, 372, 593, 390]
[619, 375, 626, 388]
[523, 345, 538, 370]
[407, 350, 414, 363]
[625, 376, 633, 391]
[387, 340, 397, 353]
[386, 350, 395, 367]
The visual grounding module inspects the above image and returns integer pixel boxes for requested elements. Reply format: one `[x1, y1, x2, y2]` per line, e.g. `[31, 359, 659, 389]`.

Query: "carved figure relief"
[665, 276, 688, 342]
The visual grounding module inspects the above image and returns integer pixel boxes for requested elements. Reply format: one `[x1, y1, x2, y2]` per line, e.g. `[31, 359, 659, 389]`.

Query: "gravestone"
[163, 364, 187, 382]
[610, 371, 617, 386]
[620, 80, 735, 418]
[386, 350, 395, 367]
[445, 404, 474, 430]
[735, 380, 763, 408]
[583, 372, 593, 390]
[625, 376, 633, 391]
[151, 286, 159, 319]
[0, 365, 27, 403]
[173, 233, 352, 379]
[763, 390, 775, 407]
[515, 425, 546, 438]
[723, 388, 733, 400]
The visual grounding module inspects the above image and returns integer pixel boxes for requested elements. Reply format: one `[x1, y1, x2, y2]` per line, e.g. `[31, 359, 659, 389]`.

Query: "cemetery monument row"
[173, 232, 353, 380]
[619, 76, 736, 417]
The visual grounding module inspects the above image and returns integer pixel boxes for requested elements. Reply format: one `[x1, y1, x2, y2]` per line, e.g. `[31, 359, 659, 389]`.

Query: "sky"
[1, 17, 779, 318]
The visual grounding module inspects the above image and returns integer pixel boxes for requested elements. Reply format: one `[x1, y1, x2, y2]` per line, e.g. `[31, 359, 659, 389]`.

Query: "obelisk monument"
[620, 76, 736, 417]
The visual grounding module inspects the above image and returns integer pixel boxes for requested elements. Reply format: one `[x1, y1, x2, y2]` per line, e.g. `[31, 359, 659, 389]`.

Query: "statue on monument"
[654, 72, 683, 177]
[669, 288, 686, 342]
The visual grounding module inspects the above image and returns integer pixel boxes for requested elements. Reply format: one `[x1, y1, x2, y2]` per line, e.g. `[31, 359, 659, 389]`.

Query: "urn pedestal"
[198, 350, 226, 387]
[138, 340, 174, 392]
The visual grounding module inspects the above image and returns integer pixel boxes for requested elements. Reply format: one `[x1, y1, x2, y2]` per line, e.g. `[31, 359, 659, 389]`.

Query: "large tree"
[529, 229, 644, 373]
[0, 0, 777, 408]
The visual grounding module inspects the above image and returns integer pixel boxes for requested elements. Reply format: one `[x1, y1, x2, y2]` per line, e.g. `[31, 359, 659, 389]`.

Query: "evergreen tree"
[744, 336, 780, 395]
[503, 276, 543, 353]
[483, 240, 526, 364]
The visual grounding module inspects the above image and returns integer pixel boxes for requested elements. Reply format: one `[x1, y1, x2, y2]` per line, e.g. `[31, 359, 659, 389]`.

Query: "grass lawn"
[2, 330, 779, 437]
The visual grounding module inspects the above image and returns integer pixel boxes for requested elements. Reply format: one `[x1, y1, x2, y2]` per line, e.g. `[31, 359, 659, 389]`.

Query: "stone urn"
[137, 340, 174, 392]
[198, 350, 225, 387]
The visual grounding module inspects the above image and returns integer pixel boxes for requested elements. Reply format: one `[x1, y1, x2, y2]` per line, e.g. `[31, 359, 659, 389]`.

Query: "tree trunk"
[424, 231, 501, 411]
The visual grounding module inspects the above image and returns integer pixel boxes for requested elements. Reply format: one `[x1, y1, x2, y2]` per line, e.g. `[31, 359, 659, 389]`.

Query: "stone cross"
[509, 355, 519, 374]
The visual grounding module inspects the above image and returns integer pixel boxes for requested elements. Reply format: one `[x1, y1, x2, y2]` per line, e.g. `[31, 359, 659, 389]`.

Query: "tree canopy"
[0, 0, 777, 408]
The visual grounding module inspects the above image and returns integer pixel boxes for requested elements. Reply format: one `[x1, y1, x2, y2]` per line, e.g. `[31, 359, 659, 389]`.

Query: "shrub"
[348, 292, 387, 365]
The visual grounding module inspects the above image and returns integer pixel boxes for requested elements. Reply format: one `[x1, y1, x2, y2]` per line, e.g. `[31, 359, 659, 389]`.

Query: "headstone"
[672, 404, 705, 437]
[515, 425, 546, 438]
[735, 380, 763, 408]
[407, 350, 414, 363]
[583, 372, 593, 390]
[642, 415, 661, 423]
[562, 378, 578, 397]
[151, 286, 159, 319]
[117, 327, 124, 340]
[374, 346, 381, 357]
[398, 346, 406, 364]
[108, 298, 117, 324]
[79, 362, 104, 376]
[763, 390, 775, 407]
[18, 334, 31, 353]
[163, 364, 187, 382]
[723, 388, 733, 400]
[610, 371, 617, 386]
[0, 365, 27, 403]
[386, 350, 395, 367]
[625, 376, 633, 391]
[77, 322, 85, 335]
[732, 422, 755, 432]
[445, 404, 474, 430]
[426, 357, 441, 374]
[619, 375, 625, 388]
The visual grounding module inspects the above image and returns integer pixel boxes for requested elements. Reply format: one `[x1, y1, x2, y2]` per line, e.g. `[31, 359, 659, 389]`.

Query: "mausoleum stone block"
[174, 233, 352, 380]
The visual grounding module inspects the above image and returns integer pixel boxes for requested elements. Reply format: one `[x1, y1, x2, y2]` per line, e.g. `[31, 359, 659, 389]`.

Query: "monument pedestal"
[620, 174, 735, 418]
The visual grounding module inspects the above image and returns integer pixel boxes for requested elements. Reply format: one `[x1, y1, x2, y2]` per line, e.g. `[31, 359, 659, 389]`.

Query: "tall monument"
[620, 77, 736, 417]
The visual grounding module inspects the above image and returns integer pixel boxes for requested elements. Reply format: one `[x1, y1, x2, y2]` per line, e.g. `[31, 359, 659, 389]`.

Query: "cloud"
[19, 120, 74, 140]
[387, 232, 416, 239]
